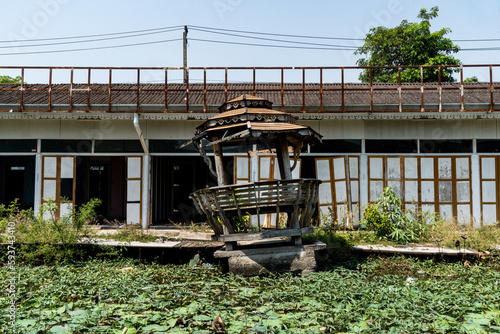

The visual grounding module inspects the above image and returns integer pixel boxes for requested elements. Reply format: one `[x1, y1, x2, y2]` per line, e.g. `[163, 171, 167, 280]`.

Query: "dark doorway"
[152, 156, 215, 225]
[171, 161, 194, 223]
[4, 164, 26, 207]
[0, 156, 35, 210]
[75, 156, 126, 223]
[88, 163, 110, 218]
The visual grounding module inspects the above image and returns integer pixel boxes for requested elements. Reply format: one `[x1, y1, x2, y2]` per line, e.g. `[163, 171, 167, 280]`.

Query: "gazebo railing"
[190, 178, 321, 240]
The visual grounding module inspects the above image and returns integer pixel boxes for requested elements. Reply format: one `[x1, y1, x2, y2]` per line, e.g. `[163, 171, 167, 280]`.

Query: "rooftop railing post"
[341, 67, 345, 113]
[224, 68, 228, 102]
[252, 68, 256, 96]
[20, 68, 24, 112]
[302, 68, 306, 113]
[136, 68, 140, 113]
[86, 68, 91, 112]
[203, 68, 207, 112]
[48, 68, 52, 112]
[164, 68, 168, 113]
[460, 65, 464, 111]
[490, 65, 494, 113]
[281, 68, 284, 112]
[108, 69, 112, 112]
[319, 68, 323, 112]
[438, 66, 442, 112]
[185, 68, 189, 113]
[69, 68, 74, 112]
[398, 67, 402, 112]
[369, 68, 373, 112]
[420, 66, 424, 112]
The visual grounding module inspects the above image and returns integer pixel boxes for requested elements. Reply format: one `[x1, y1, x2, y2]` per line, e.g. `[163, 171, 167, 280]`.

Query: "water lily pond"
[2, 257, 500, 333]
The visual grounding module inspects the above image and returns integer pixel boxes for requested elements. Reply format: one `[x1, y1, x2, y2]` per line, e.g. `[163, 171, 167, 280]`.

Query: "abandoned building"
[0, 65, 499, 228]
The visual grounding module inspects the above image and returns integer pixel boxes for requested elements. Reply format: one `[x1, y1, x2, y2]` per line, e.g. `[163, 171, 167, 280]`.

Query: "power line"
[192, 25, 500, 44]
[0, 38, 182, 56]
[0, 27, 183, 49]
[190, 38, 368, 51]
[189, 27, 358, 49]
[189, 25, 365, 41]
[0, 25, 184, 44]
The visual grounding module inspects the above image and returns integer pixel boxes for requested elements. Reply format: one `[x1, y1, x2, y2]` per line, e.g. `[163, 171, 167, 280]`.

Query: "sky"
[0, 0, 499, 83]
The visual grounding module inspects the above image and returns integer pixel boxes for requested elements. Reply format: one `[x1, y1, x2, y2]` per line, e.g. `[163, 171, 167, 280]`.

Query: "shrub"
[363, 187, 431, 244]
[12, 198, 102, 264]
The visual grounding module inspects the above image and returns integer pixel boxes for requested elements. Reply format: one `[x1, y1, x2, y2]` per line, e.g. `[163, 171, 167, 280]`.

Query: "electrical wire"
[190, 38, 355, 51]
[189, 27, 358, 49]
[0, 38, 182, 56]
[0, 25, 184, 44]
[0, 23, 499, 56]
[0, 27, 183, 49]
[189, 25, 365, 41]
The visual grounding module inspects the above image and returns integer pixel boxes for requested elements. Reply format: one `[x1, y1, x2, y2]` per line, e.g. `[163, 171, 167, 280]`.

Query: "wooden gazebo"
[189, 95, 322, 250]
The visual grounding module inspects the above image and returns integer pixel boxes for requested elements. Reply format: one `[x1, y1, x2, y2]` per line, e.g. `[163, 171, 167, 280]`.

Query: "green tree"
[355, 6, 461, 83]
[0, 75, 22, 84]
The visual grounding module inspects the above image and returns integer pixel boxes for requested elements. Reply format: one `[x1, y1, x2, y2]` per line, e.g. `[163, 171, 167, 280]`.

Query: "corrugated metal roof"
[1, 82, 499, 113]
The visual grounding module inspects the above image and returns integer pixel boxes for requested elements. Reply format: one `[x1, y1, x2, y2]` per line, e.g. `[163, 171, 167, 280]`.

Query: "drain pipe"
[133, 113, 148, 154]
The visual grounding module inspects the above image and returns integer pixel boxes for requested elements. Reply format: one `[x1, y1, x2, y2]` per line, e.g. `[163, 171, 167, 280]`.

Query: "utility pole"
[183, 25, 188, 84]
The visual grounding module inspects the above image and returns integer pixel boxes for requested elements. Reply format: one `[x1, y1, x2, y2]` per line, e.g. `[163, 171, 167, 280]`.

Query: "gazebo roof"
[194, 95, 322, 146]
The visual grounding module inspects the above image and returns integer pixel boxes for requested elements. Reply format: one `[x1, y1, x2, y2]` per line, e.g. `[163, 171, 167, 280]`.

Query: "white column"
[250, 144, 258, 183]
[33, 139, 42, 216]
[359, 154, 368, 224]
[141, 152, 150, 229]
[470, 153, 481, 228]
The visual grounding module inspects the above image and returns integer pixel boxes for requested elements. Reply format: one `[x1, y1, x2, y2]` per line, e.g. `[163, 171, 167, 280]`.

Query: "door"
[315, 156, 360, 227]
[170, 161, 195, 224]
[89, 163, 110, 218]
[367, 156, 472, 225]
[126, 156, 142, 225]
[479, 156, 498, 226]
[41, 156, 75, 220]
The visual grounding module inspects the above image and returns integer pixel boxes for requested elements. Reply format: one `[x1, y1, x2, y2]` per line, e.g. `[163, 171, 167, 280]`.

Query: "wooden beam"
[275, 134, 293, 180]
[212, 138, 228, 186]
[218, 227, 314, 242]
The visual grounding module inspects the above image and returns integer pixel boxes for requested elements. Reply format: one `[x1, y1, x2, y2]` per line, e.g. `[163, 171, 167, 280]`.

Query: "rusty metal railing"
[0, 65, 499, 113]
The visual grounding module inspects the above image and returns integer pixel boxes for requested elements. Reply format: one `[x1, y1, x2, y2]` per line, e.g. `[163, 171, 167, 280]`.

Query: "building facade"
[1, 65, 500, 228]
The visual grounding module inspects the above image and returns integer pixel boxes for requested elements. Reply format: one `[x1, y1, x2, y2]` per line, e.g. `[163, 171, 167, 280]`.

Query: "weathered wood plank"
[218, 226, 314, 242]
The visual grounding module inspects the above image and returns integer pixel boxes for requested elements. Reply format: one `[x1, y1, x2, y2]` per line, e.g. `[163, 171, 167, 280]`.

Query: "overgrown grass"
[93, 225, 159, 243]
[3, 257, 500, 333]
[308, 221, 500, 252]
[312, 187, 500, 251]
[1, 199, 105, 265]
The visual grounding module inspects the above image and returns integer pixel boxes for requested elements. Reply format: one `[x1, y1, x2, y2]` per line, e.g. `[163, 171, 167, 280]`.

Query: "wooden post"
[212, 139, 228, 186]
[275, 134, 293, 180]
[275, 135, 302, 245]
[212, 138, 235, 250]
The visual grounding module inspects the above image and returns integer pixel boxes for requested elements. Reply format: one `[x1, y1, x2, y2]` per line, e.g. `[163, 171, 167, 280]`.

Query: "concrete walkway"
[83, 229, 487, 257]
[352, 244, 480, 256]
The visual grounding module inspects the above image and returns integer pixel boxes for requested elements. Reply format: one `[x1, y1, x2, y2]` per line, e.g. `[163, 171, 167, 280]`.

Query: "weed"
[96, 224, 158, 243]
[363, 187, 433, 244]
[4, 258, 500, 333]
[9, 198, 102, 265]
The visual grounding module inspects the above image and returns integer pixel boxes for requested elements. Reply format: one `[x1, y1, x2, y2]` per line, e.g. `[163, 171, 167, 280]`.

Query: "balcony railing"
[1, 65, 500, 113]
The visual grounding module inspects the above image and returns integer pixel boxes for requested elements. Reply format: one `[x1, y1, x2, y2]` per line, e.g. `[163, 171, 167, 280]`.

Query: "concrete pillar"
[141, 152, 150, 229]
[359, 140, 368, 225]
[33, 139, 42, 216]
[470, 153, 481, 228]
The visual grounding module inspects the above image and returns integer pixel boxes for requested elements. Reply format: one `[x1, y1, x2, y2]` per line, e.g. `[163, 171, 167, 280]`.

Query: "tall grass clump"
[5, 198, 102, 264]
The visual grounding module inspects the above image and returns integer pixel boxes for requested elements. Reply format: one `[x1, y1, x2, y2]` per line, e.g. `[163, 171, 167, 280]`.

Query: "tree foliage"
[0, 75, 22, 84]
[355, 7, 461, 83]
